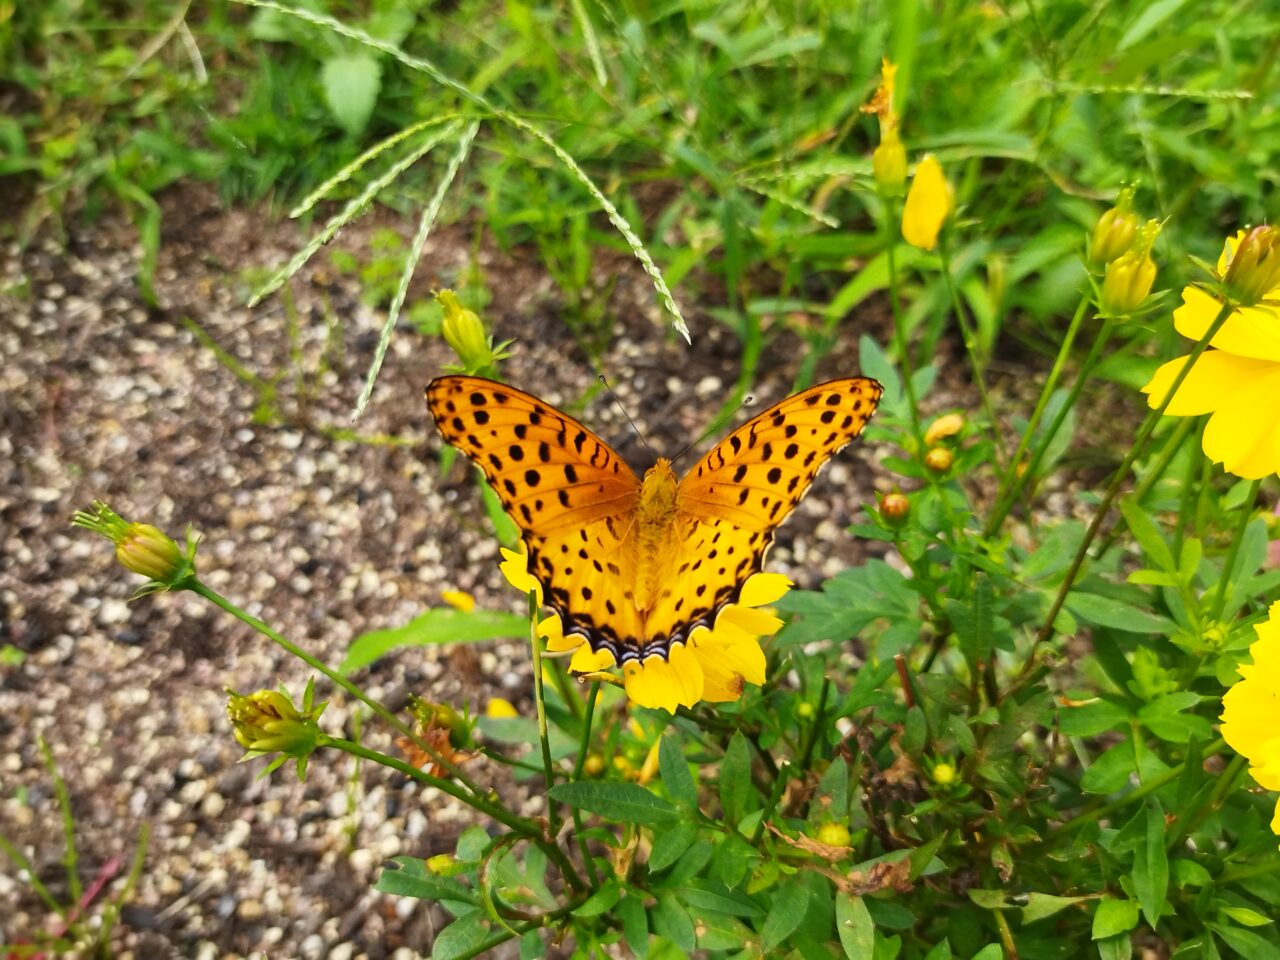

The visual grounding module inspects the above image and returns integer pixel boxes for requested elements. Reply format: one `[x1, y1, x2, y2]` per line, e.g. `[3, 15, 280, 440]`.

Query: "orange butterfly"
[426, 375, 882, 701]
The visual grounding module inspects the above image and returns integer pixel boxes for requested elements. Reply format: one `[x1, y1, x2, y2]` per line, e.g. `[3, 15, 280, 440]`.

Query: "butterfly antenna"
[598, 375, 657, 457]
[670, 393, 755, 466]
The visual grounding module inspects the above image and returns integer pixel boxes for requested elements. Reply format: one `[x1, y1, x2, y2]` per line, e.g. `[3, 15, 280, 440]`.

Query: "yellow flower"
[499, 543, 788, 713]
[485, 697, 518, 718]
[441, 589, 475, 613]
[1141, 230, 1280, 479]
[932, 761, 957, 786]
[901, 155, 954, 251]
[226, 680, 328, 779]
[1221, 600, 1280, 834]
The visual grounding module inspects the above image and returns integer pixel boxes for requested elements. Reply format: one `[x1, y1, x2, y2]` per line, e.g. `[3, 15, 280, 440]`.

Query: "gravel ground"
[0, 187, 900, 958]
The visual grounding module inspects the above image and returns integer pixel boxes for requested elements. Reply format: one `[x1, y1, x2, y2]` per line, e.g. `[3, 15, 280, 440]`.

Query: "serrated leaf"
[321, 54, 382, 137]
[836, 893, 874, 959]
[719, 732, 752, 826]
[548, 781, 679, 824]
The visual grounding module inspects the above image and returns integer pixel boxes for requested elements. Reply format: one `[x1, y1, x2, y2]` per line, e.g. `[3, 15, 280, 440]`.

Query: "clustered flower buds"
[1100, 219, 1161, 316]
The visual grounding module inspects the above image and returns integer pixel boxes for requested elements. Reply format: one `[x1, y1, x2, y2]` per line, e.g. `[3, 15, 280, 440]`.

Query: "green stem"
[329, 737, 584, 893]
[1095, 415, 1197, 558]
[1049, 737, 1226, 841]
[1215, 856, 1280, 887]
[528, 591, 561, 836]
[798, 677, 830, 772]
[938, 234, 1008, 468]
[885, 217, 922, 442]
[189, 581, 489, 801]
[984, 296, 1090, 538]
[1029, 299, 1238, 650]
[571, 683, 602, 888]
[1168, 753, 1248, 851]
[988, 314, 1116, 537]
[1210, 478, 1262, 621]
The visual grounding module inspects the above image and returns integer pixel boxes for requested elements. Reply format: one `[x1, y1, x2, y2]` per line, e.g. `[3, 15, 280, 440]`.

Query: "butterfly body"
[426, 374, 882, 668]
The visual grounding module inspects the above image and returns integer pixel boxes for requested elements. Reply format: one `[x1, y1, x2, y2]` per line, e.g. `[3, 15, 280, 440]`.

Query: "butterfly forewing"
[426, 376, 640, 532]
[677, 377, 883, 530]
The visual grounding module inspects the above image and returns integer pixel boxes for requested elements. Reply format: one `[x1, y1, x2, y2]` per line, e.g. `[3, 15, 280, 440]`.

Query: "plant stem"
[1095, 415, 1197, 557]
[1029, 299, 1237, 650]
[1210, 478, 1262, 621]
[528, 591, 561, 836]
[885, 219, 922, 442]
[1215, 856, 1280, 887]
[938, 234, 1008, 468]
[1168, 753, 1248, 851]
[984, 296, 1090, 537]
[571, 683, 602, 888]
[188, 581, 489, 800]
[987, 313, 1116, 538]
[329, 737, 584, 893]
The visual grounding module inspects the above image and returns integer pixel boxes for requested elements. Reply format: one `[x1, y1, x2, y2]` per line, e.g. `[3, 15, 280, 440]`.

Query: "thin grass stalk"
[233, 0, 689, 341]
[249, 120, 463, 307]
[568, 0, 608, 87]
[885, 221, 922, 442]
[937, 235, 1008, 468]
[1210, 478, 1263, 621]
[984, 296, 1090, 537]
[353, 120, 479, 419]
[570, 682, 602, 888]
[40, 738, 82, 903]
[992, 315, 1117, 534]
[1030, 299, 1237, 649]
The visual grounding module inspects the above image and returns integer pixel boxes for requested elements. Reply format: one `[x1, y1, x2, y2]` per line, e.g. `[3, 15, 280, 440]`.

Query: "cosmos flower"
[1220, 600, 1280, 833]
[1141, 229, 1280, 479]
[499, 544, 789, 713]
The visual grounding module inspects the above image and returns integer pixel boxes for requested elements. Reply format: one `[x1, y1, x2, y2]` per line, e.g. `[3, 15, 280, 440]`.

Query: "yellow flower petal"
[623, 646, 705, 713]
[694, 630, 767, 691]
[570, 644, 617, 673]
[499, 545, 542, 604]
[1142, 350, 1277, 416]
[1201, 366, 1280, 479]
[719, 604, 784, 636]
[1173, 286, 1280, 362]
[901, 154, 954, 252]
[1221, 601, 1280, 834]
[441, 589, 475, 613]
[739, 573, 793, 608]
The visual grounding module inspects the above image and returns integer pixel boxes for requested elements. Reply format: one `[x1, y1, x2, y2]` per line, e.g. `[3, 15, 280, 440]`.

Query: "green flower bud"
[438, 290, 493, 372]
[1223, 225, 1280, 306]
[1088, 186, 1138, 268]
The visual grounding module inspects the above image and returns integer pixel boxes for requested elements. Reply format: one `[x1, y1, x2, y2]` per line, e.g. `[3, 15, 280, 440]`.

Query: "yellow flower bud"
[932, 761, 957, 785]
[71, 500, 196, 592]
[438, 290, 493, 371]
[796, 701, 815, 720]
[1088, 186, 1138, 268]
[1099, 219, 1160, 316]
[441, 589, 475, 613]
[226, 681, 327, 775]
[872, 126, 907, 196]
[923, 413, 965, 447]
[879, 492, 910, 526]
[583, 753, 606, 777]
[1223, 225, 1280, 306]
[923, 447, 953, 474]
[816, 822, 852, 848]
[902, 155, 955, 252]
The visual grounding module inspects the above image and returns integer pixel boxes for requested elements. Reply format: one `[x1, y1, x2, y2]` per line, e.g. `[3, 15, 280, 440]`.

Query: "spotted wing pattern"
[426, 376, 644, 659]
[650, 377, 884, 645]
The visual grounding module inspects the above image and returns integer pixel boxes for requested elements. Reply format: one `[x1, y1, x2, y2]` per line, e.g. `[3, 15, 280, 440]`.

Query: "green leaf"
[572, 880, 621, 918]
[1133, 800, 1168, 929]
[694, 911, 756, 950]
[652, 891, 696, 953]
[761, 878, 811, 953]
[1022, 893, 1087, 925]
[1138, 695, 1212, 744]
[677, 881, 765, 918]
[547, 782, 680, 824]
[660, 733, 698, 810]
[1081, 744, 1137, 795]
[968, 889, 1009, 910]
[1211, 923, 1280, 959]
[922, 941, 953, 960]
[1172, 859, 1212, 888]
[616, 890, 649, 959]
[949, 575, 995, 667]
[1057, 698, 1130, 737]
[649, 822, 699, 873]
[1066, 592, 1176, 634]
[719, 732, 752, 826]
[1221, 907, 1274, 927]
[1092, 899, 1140, 939]
[433, 914, 493, 960]
[342, 608, 528, 673]
[836, 893, 875, 959]
[1119, 497, 1176, 571]
[320, 54, 382, 137]
[375, 858, 474, 903]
